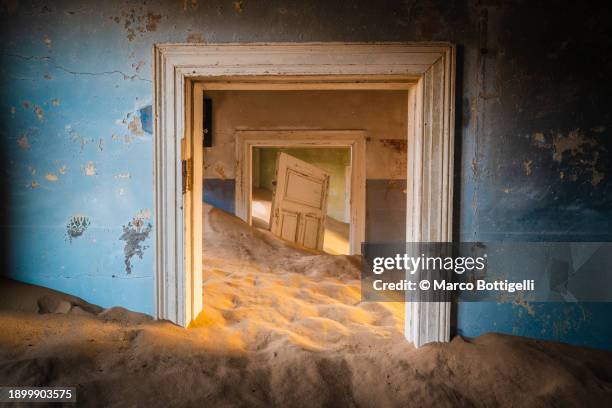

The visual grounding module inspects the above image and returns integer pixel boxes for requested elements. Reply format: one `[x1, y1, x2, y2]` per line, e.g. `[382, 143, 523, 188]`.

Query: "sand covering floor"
[0, 205, 611, 407]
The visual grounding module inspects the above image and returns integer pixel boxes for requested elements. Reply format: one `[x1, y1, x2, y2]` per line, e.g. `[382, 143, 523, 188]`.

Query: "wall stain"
[186, 32, 205, 43]
[119, 213, 152, 274]
[146, 12, 161, 32]
[17, 134, 31, 150]
[380, 138, 408, 152]
[66, 215, 90, 242]
[183, 0, 198, 10]
[111, 7, 163, 41]
[214, 163, 227, 180]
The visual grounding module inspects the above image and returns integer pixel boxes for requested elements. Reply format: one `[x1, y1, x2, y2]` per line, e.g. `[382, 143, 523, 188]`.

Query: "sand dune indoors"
[0, 205, 611, 407]
[197, 204, 401, 352]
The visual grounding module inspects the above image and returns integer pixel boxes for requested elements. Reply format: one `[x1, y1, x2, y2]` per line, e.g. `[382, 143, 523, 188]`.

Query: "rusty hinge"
[182, 158, 193, 194]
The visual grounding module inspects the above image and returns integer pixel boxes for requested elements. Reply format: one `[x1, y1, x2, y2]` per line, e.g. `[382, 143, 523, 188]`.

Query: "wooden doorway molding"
[153, 43, 456, 347]
[234, 130, 366, 256]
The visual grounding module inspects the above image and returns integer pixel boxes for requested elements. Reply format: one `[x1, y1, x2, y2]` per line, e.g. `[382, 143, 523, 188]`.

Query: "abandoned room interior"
[0, 1, 611, 407]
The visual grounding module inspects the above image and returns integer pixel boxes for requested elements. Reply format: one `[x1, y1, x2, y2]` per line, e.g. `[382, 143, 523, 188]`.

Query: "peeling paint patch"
[522, 159, 532, 176]
[28, 181, 40, 189]
[114, 172, 131, 179]
[66, 215, 90, 243]
[17, 134, 31, 150]
[591, 169, 604, 186]
[131, 60, 145, 72]
[43, 35, 52, 48]
[111, 133, 135, 144]
[33, 105, 44, 121]
[532, 132, 546, 145]
[533, 129, 605, 187]
[135, 209, 151, 220]
[111, 7, 163, 41]
[233, 0, 243, 12]
[51, 98, 60, 106]
[117, 106, 152, 139]
[127, 115, 143, 136]
[45, 172, 58, 182]
[119, 214, 152, 274]
[552, 130, 596, 163]
[58, 165, 67, 175]
[83, 162, 96, 176]
[66, 125, 94, 151]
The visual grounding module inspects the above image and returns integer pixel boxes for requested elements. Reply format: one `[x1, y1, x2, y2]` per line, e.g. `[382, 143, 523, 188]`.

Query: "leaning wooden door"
[270, 153, 330, 251]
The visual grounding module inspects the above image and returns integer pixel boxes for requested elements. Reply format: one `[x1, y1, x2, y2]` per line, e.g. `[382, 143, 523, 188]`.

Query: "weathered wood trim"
[154, 43, 455, 344]
[235, 130, 367, 255]
[405, 47, 455, 347]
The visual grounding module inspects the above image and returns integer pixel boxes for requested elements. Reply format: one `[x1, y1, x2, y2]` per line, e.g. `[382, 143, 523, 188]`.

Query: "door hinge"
[182, 158, 193, 194]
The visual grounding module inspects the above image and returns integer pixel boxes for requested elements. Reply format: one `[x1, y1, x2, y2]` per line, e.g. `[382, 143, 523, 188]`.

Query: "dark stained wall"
[0, 0, 610, 349]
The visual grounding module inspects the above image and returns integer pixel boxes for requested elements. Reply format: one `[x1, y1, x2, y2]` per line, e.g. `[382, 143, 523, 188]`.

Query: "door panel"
[280, 210, 299, 241]
[270, 153, 330, 251]
[301, 215, 321, 248]
[284, 170, 325, 208]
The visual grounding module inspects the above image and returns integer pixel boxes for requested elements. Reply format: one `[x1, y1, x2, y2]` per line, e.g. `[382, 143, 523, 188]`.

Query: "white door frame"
[234, 130, 366, 255]
[153, 43, 455, 347]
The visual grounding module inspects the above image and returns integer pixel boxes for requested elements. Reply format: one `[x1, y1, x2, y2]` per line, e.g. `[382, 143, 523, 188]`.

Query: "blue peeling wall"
[1, 1, 611, 349]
